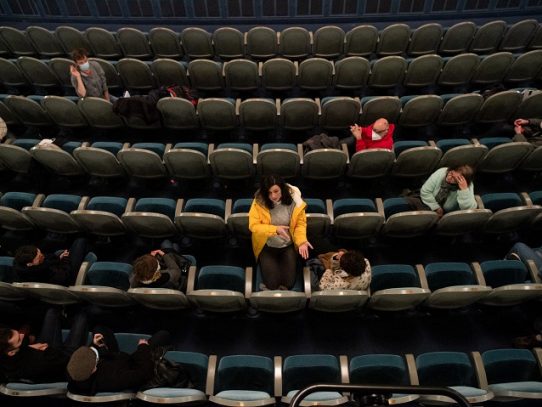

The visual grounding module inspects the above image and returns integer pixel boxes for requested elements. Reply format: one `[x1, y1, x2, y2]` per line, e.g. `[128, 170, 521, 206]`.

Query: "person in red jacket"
[342, 118, 395, 155]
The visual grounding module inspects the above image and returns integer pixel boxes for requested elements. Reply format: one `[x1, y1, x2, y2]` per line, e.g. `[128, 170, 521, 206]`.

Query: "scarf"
[434, 176, 459, 207]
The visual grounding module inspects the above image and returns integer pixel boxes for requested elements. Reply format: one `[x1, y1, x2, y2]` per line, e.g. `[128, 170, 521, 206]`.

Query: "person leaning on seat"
[406, 165, 477, 218]
[69, 48, 116, 102]
[318, 249, 372, 291]
[512, 118, 542, 146]
[248, 175, 313, 291]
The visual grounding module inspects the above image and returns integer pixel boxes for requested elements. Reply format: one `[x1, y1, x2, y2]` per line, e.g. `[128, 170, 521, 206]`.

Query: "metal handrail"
[289, 383, 471, 407]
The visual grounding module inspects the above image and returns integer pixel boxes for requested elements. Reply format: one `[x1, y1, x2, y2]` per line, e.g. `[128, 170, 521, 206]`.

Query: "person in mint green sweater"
[419, 165, 477, 217]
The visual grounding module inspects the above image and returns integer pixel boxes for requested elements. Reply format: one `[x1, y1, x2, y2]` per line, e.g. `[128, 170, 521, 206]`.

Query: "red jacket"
[355, 123, 395, 152]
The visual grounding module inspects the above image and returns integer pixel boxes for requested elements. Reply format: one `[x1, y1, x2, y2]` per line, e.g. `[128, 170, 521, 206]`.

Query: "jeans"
[507, 242, 542, 273]
[38, 307, 88, 355]
[67, 237, 92, 284]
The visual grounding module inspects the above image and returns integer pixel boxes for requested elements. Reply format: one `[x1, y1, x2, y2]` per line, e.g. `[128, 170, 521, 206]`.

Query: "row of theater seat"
[0, 190, 541, 243]
[2, 91, 542, 135]
[2, 340, 541, 405]
[0, 252, 541, 312]
[0, 20, 540, 62]
[2, 52, 542, 98]
[1, 138, 541, 185]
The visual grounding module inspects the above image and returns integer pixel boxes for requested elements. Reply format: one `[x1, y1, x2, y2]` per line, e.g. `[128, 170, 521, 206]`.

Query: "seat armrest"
[475, 195, 484, 209]
[302, 267, 311, 298]
[341, 143, 350, 164]
[126, 197, 136, 212]
[521, 192, 534, 206]
[298, 144, 304, 165]
[206, 354, 217, 396]
[326, 199, 334, 223]
[405, 353, 419, 385]
[78, 196, 90, 210]
[375, 197, 385, 217]
[175, 198, 184, 217]
[245, 267, 253, 298]
[186, 265, 197, 294]
[533, 347, 542, 377]
[527, 259, 541, 283]
[471, 351, 489, 390]
[274, 355, 282, 397]
[339, 355, 349, 383]
[235, 98, 241, 115]
[33, 194, 46, 207]
[225, 199, 232, 223]
[416, 264, 429, 290]
[74, 260, 91, 286]
[470, 262, 486, 285]
[252, 143, 257, 164]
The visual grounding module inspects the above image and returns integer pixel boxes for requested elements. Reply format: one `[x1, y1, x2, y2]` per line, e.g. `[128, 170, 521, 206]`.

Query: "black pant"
[67, 237, 91, 284]
[92, 325, 171, 353]
[259, 244, 298, 290]
[38, 307, 88, 355]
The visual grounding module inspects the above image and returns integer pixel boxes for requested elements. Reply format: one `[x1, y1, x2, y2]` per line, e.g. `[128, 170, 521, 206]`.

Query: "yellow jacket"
[248, 184, 308, 260]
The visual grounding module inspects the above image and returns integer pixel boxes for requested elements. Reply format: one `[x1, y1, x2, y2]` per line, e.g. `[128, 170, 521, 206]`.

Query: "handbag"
[141, 346, 193, 391]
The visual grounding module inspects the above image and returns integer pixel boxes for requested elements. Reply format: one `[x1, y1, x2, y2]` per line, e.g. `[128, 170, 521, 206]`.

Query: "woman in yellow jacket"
[248, 175, 313, 290]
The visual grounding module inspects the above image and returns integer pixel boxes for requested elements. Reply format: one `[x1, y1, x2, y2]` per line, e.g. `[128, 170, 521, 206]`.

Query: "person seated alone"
[0, 308, 88, 383]
[506, 242, 542, 275]
[341, 118, 395, 156]
[67, 327, 171, 395]
[318, 249, 372, 291]
[512, 118, 542, 146]
[69, 48, 114, 102]
[406, 165, 477, 218]
[130, 247, 189, 292]
[13, 238, 91, 286]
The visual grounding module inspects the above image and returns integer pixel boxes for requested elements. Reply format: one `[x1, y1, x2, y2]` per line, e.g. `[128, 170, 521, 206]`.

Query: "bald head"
[373, 118, 390, 135]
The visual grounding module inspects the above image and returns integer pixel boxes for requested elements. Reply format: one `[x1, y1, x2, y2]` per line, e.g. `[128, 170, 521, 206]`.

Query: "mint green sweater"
[420, 167, 477, 213]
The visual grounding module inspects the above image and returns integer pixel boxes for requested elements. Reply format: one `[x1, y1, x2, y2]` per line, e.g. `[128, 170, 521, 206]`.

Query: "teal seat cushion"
[489, 381, 542, 393]
[62, 141, 82, 154]
[87, 197, 127, 216]
[13, 139, 40, 150]
[334, 198, 376, 217]
[286, 390, 343, 401]
[383, 198, 412, 217]
[183, 198, 225, 217]
[261, 143, 297, 151]
[91, 142, 124, 155]
[305, 198, 326, 214]
[479, 137, 512, 150]
[42, 194, 81, 212]
[215, 390, 272, 400]
[197, 265, 245, 292]
[132, 143, 165, 156]
[436, 139, 470, 153]
[371, 264, 420, 291]
[142, 388, 205, 397]
[217, 143, 252, 153]
[481, 260, 528, 287]
[450, 386, 490, 398]
[0, 192, 36, 210]
[5, 382, 67, 391]
[481, 193, 522, 212]
[425, 262, 475, 290]
[173, 142, 208, 155]
[134, 198, 176, 219]
[86, 262, 132, 290]
[233, 199, 253, 213]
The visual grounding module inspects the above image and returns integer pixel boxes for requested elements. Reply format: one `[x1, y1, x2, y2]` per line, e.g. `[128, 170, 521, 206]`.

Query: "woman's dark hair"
[257, 175, 293, 209]
[339, 251, 366, 277]
[449, 164, 475, 185]
[14, 245, 38, 266]
[133, 255, 159, 282]
[71, 48, 89, 61]
[0, 326, 14, 355]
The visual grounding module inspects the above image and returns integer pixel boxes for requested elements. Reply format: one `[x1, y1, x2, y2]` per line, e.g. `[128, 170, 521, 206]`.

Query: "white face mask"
[78, 62, 90, 71]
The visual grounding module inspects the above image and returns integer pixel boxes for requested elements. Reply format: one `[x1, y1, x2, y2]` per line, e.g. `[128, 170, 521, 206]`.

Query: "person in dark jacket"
[66, 327, 170, 395]
[513, 118, 542, 146]
[129, 247, 189, 292]
[0, 308, 88, 383]
[13, 238, 91, 286]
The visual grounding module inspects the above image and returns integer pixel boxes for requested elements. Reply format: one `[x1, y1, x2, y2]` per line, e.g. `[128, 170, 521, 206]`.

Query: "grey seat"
[70, 196, 128, 237]
[391, 144, 442, 178]
[261, 58, 297, 91]
[42, 96, 88, 128]
[332, 198, 385, 240]
[279, 27, 311, 59]
[476, 90, 523, 125]
[224, 59, 259, 91]
[477, 139, 534, 173]
[403, 54, 443, 88]
[313, 26, 345, 58]
[150, 58, 189, 87]
[246, 27, 278, 59]
[22, 194, 83, 234]
[175, 199, 228, 241]
[347, 149, 395, 179]
[437, 53, 480, 88]
[78, 97, 124, 129]
[54, 26, 91, 54]
[209, 143, 255, 180]
[500, 19, 539, 52]
[17, 56, 60, 92]
[298, 58, 334, 90]
[116, 58, 155, 92]
[377, 24, 410, 56]
[149, 27, 183, 59]
[48, 57, 76, 91]
[181, 27, 213, 59]
[90, 57, 123, 92]
[505, 50, 542, 84]
[520, 146, 542, 173]
[0, 101, 21, 127]
[164, 142, 210, 180]
[4, 95, 53, 127]
[157, 97, 199, 130]
[73, 141, 126, 178]
[435, 209, 493, 237]
[256, 143, 300, 179]
[26, 26, 64, 57]
[470, 20, 507, 54]
[408, 23, 443, 56]
[121, 197, 179, 239]
[333, 57, 370, 90]
[117, 28, 152, 59]
[514, 90, 542, 118]
[529, 23, 542, 49]
[279, 98, 319, 131]
[344, 25, 378, 57]
[368, 56, 407, 89]
[118, 143, 168, 179]
[0, 27, 36, 56]
[31, 142, 86, 177]
[302, 149, 348, 180]
[187, 59, 224, 92]
[359, 96, 401, 125]
[320, 97, 361, 131]
[399, 95, 444, 128]
[212, 27, 244, 59]
[0, 139, 37, 174]
[0, 192, 40, 232]
[197, 98, 237, 131]
[437, 93, 484, 127]
[84, 27, 122, 59]
[471, 52, 514, 87]
[239, 98, 277, 131]
[436, 139, 488, 169]
[439, 22, 476, 54]
[0, 58, 30, 90]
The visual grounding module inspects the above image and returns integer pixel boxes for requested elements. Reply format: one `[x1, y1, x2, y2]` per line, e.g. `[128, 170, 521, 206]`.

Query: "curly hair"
[132, 255, 159, 282]
[339, 251, 367, 277]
